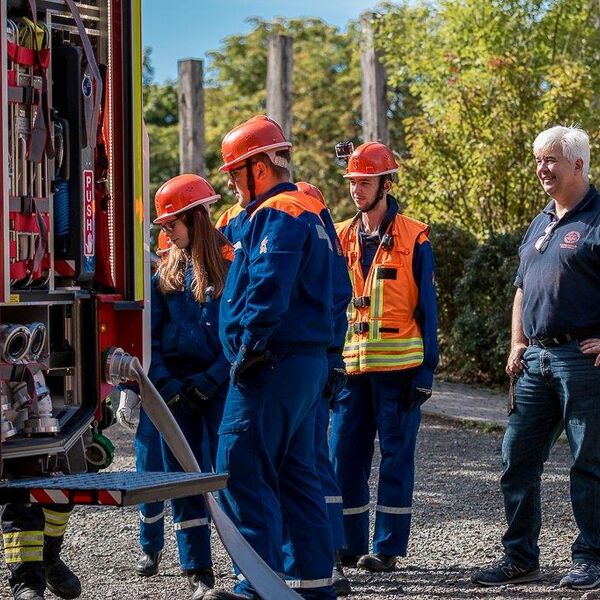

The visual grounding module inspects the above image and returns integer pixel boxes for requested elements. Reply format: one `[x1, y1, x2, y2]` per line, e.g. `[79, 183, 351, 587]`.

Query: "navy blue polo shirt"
[515, 184, 600, 339]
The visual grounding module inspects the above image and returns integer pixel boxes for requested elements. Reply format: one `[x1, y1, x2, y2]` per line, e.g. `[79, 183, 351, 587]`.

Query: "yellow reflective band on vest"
[3, 531, 44, 563]
[337, 213, 429, 375]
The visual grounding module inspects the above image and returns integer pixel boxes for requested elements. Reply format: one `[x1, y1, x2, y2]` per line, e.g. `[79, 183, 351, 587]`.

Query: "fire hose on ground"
[104, 347, 301, 600]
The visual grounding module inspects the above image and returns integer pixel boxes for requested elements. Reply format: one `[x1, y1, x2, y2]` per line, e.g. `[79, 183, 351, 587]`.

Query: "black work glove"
[156, 379, 198, 417]
[183, 372, 219, 403]
[230, 344, 271, 386]
[401, 368, 434, 412]
[324, 352, 348, 401]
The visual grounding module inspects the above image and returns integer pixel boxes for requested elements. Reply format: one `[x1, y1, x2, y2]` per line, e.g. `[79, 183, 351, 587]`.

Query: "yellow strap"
[44, 522, 68, 538]
[345, 338, 423, 352]
[43, 508, 72, 525]
[3, 531, 44, 547]
[5, 547, 43, 564]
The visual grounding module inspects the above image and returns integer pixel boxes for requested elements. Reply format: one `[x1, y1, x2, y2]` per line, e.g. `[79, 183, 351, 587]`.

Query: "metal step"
[0, 471, 228, 506]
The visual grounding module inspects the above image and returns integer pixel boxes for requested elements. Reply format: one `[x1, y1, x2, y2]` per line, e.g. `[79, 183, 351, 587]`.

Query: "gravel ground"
[0, 414, 589, 600]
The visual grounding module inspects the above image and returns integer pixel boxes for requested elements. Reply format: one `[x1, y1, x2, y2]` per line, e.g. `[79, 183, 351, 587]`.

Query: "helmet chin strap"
[246, 159, 256, 202]
[359, 176, 387, 213]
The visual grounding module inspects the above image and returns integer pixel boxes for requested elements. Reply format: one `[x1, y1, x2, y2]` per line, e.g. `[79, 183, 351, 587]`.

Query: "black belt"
[529, 327, 600, 348]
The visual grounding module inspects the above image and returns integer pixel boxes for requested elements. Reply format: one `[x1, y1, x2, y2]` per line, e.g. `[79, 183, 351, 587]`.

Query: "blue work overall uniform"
[135, 406, 166, 555]
[218, 183, 337, 600]
[219, 195, 352, 555]
[330, 197, 439, 558]
[148, 261, 230, 572]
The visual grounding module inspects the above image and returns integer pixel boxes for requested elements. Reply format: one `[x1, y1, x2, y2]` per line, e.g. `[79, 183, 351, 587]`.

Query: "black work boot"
[187, 567, 215, 600]
[43, 536, 81, 599]
[339, 553, 359, 568]
[357, 552, 397, 572]
[333, 553, 352, 596]
[136, 551, 163, 577]
[8, 562, 46, 600]
[13, 587, 45, 600]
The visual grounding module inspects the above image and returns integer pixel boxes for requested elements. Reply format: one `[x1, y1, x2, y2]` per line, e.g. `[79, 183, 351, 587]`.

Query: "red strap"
[7, 41, 36, 66]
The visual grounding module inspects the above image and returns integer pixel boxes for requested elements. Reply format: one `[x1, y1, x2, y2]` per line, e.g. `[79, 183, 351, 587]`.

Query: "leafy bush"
[448, 230, 525, 384]
[428, 222, 478, 362]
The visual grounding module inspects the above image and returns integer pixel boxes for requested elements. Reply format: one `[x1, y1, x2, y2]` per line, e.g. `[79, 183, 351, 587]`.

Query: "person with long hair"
[149, 174, 232, 600]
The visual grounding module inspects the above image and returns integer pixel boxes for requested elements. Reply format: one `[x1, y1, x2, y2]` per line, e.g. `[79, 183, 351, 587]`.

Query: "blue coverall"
[218, 194, 352, 555]
[218, 183, 338, 600]
[147, 263, 230, 571]
[330, 198, 439, 558]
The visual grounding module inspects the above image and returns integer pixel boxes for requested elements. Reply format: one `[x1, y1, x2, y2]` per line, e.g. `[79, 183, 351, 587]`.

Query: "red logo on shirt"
[564, 231, 581, 244]
[560, 230, 581, 250]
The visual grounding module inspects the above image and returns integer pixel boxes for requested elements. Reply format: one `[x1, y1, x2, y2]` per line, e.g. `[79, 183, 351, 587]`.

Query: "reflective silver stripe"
[324, 496, 342, 504]
[173, 518, 209, 530]
[343, 504, 369, 516]
[375, 505, 412, 515]
[287, 577, 333, 589]
[139, 511, 165, 524]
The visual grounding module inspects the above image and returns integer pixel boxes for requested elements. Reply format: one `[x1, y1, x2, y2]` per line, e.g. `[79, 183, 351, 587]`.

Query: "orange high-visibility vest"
[335, 213, 429, 374]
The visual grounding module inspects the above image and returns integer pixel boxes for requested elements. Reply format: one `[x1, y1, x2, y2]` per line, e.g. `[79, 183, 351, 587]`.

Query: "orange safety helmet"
[153, 174, 220, 224]
[156, 230, 172, 256]
[296, 181, 326, 206]
[220, 115, 292, 173]
[344, 142, 399, 178]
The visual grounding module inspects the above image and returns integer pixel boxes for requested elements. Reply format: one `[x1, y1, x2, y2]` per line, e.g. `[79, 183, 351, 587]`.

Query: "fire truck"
[0, 0, 225, 507]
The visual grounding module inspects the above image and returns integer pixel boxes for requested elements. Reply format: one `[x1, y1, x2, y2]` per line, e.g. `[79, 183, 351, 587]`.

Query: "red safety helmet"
[296, 181, 326, 206]
[156, 230, 172, 256]
[344, 142, 399, 178]
[153, 174, 220, 224]
[220, 115, 292, 173]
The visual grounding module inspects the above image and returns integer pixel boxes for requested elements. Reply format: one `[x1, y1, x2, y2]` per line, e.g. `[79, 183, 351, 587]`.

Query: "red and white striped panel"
[29, 488, 70, 504]
[54, 260, 76, 277]
[97, 490, 123, 505]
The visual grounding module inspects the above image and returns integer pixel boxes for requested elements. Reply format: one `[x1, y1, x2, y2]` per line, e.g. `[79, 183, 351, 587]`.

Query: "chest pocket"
[370, 246, 416, 330]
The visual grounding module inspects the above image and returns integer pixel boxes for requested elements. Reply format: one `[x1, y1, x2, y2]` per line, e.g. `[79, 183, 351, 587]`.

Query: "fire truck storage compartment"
[6, 0, 110, 290]
[52, 43, 95, 282]
[0, 297, 97, 447]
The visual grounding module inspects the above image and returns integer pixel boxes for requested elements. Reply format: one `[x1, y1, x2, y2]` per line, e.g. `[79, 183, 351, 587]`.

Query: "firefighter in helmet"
[203, 116, 346, 600]
[330, 142, 439, 573]
[149, 174, 232, 599]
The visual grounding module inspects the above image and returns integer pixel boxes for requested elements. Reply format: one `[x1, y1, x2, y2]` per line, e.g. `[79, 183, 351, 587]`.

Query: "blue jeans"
[501, 341, 600, 567]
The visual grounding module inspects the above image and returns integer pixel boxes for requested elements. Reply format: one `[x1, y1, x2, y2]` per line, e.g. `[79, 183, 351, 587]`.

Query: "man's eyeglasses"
[534, 220, 558, 253]
[228, 161, 257, 184]
[159, 217, 180, 233]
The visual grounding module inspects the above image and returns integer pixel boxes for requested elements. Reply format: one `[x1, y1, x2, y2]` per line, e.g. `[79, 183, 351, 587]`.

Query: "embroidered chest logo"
[259, 236, 269, 254]
[560, 230, 581, 250]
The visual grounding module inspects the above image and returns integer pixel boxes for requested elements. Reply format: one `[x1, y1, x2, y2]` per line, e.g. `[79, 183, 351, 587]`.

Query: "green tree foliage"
[428, 222, 478, 361]
[449, 230, 524, 384]
[142, 48, 179, 248]
[205, 17, 362, 220]
[375, 0, 600, 236]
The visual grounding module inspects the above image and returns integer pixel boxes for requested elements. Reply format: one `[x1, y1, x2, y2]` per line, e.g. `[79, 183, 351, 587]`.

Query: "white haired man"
[473, 126, 600, 590]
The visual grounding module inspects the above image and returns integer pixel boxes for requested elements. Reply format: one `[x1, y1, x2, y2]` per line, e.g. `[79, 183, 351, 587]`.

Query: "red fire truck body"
[0, 0, 224, 506]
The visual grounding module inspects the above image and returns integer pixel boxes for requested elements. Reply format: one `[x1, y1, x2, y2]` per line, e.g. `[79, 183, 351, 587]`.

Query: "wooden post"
[178, 59, 205, 175]
[360, 13, 389, 144]
[267, 35, 293, 141]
